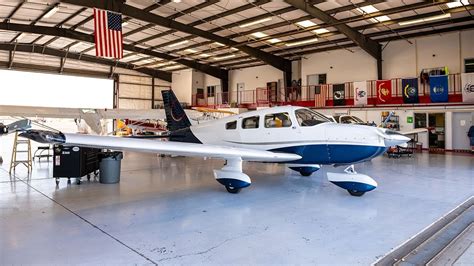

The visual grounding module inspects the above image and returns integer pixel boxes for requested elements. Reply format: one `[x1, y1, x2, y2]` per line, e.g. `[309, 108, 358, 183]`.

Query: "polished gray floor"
[0, 152, 473, 265]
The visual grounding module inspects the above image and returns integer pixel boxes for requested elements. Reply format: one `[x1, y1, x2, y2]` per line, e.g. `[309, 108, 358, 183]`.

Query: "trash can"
[99, 151, 123, 184]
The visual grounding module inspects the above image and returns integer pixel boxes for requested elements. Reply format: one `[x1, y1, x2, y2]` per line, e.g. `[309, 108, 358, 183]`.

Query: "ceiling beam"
[0, 22, 228, 80]
[60, 0, 292, 74]
[10, 3, 60, 43]
[284, 0, 381, 60]
[3, 0, 26, 23]
[0, 60, 112, 78]
[0, 43, 171, 81]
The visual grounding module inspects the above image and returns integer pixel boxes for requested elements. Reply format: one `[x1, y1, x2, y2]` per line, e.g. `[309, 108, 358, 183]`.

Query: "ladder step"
[16, 140, 30, 143]
[13, 160, 31, 163]
[15, 151, 30, 153]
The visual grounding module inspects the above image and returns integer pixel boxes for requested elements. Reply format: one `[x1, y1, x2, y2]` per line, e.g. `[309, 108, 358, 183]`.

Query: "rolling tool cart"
[53, 145, 100, 185]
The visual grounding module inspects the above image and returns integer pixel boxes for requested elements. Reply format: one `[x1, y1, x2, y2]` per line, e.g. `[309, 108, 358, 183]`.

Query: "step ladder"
[9, 132, 32, 174]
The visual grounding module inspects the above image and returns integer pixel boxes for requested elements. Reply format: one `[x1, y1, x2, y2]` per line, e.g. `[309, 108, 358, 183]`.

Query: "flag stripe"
[93, 8, 123, 59]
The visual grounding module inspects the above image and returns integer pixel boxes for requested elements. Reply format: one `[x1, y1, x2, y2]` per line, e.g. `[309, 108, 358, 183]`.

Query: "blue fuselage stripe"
[271, 144, 388, 164]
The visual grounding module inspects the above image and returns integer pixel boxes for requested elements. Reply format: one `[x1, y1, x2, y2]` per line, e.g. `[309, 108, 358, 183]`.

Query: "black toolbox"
[53, 145, 100, 185]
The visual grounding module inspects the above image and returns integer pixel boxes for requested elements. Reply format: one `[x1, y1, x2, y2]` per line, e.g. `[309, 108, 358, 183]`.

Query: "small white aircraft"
[18, 90, 410, 196]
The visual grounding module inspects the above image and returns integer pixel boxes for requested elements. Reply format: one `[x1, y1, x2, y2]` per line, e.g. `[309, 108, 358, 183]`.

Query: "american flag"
[93, 8, 123, 59]
[314, 85, 327, 107]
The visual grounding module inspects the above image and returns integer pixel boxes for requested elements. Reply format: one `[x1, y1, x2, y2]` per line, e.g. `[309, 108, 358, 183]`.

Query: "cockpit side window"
[295, 109, 330, 127]
[226, 120, 237, 130]
[242, 116, 259, 129]
[264, 112, 292, 128]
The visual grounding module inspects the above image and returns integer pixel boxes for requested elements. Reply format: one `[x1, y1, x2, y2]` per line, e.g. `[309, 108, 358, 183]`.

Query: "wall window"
[242, 116, 259, 129]
[465, 58, 474, 73]
[264, 112, 292, 128]
[207, 86, 215, 97]
[414, 113, 427, 128]
[226, 121, 237, 130]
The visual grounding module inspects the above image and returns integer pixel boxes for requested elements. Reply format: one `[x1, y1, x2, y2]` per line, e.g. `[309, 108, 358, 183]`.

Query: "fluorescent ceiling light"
[213, 54, 236, 60]
[44, 5, 59, 18]
[268, 38, 282, 43]
[399, 13, 451, 26]
[199, 53, 211, 57]
[250, 32, 268, 38]
[185, 49, 197, 53]
[312, 28, 329, 34]
[285, 38, 318, 46]
[239, 17, 272, 28]
[372, 15, 391, 23]
[296, 20, 317, 28]
[122, 21, 129, 26]
[172, 0, 182, 3]
[214, 42, 225, 46]
[163, 65, 182, 70]
[230, 47, 239, 51]
[357, 5, 379, 14]
[446, 0, 469, 8]
[167, 40, 189, 47]
[16, 33, 26, 40]
[285, 38, 318, 47]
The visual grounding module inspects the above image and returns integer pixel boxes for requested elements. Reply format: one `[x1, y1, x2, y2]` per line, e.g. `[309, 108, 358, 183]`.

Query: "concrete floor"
[0, 152, 472, 265]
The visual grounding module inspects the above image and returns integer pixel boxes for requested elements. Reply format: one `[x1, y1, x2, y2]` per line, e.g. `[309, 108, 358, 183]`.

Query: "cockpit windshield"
[295, 109, 330, 127]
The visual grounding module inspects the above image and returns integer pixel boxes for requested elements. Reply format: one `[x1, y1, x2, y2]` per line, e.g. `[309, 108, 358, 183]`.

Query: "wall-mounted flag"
[376, 80, 392, 104]
[353, 81, 367, 106]
[314, 85, 327, 107]
[461, 73, 474, 103]
[94, 8, 123, 59]
[429, 75, 449, 102]
[401, 78, 419, 104]
[332, 84, 346, 106]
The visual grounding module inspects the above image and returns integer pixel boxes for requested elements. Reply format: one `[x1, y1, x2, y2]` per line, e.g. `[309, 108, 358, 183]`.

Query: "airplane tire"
[348, 190, 365, 197]
[226, 186, 241, 194]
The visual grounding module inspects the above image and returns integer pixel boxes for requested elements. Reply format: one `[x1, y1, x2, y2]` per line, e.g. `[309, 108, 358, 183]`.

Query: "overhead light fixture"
[399, 13, 451, 26]
[250, 32, 268, 38]
[167, 40, 189, 48]
[122, 21, 129, 27]
[199, 53, 211, 57]
[446, 0, 469, 8]
[296, 20, 317, 28]
[372, 15, 391, 23]
[312, 28, 329, 34]
[163, 65, 182, 70]
[239, 17, 272, 28]
[213, 54, 236, 61]
[357, 5, 379, 14]
[268, 38, 282, 43]
[172, 0, 182, 3]
[184, 49, 197, 53]
[230, 47, 239, 51]
[285, 38, 318, 47]
[16, 33, 26, 40]
[44, 5, 59, 18]
[214, 42, 225, 46]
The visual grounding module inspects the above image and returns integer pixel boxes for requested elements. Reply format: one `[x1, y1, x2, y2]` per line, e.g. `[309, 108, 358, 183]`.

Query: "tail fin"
[162, 89, 192, 131]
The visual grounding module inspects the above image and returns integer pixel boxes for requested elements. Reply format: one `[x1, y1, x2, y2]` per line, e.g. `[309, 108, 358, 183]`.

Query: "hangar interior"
[0, 0, 473, 265]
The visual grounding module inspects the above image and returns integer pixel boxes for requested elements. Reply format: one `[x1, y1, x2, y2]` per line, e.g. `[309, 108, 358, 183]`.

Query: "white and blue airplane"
[19, 90, 410, 196]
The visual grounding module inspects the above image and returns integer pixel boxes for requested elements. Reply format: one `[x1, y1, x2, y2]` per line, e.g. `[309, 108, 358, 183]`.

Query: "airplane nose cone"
[379, 129, 411, 147]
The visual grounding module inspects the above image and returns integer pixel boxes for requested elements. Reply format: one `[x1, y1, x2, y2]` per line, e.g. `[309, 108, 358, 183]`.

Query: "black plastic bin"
[99, 151, 123, 184]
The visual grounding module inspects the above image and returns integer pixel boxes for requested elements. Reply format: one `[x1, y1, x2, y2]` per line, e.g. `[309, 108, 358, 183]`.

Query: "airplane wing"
[19, 130, 301, 162]
[399, 128, 428, 135]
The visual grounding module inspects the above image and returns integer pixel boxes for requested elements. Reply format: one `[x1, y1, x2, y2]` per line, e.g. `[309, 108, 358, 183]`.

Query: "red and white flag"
[314, 85, 327, 107]
[93, 8, 123, 59]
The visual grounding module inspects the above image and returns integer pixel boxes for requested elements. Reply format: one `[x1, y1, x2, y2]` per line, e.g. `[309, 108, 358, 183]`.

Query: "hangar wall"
[196, 29, 474, 94]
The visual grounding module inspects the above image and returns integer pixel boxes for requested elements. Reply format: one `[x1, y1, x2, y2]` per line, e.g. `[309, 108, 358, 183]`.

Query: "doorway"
[428, 113, 445, 150]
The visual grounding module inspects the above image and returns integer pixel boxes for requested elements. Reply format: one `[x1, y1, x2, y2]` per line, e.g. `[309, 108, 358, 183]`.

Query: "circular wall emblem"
[72, 147, 80, 152]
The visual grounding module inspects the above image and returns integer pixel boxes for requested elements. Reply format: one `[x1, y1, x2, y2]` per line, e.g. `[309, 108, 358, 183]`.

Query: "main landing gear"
[214, 158, 251, 194]
[327, 165, 378, 197]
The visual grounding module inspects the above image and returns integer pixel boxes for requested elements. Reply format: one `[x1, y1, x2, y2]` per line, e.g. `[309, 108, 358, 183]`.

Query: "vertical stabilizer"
[161, 89, 192, 131]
